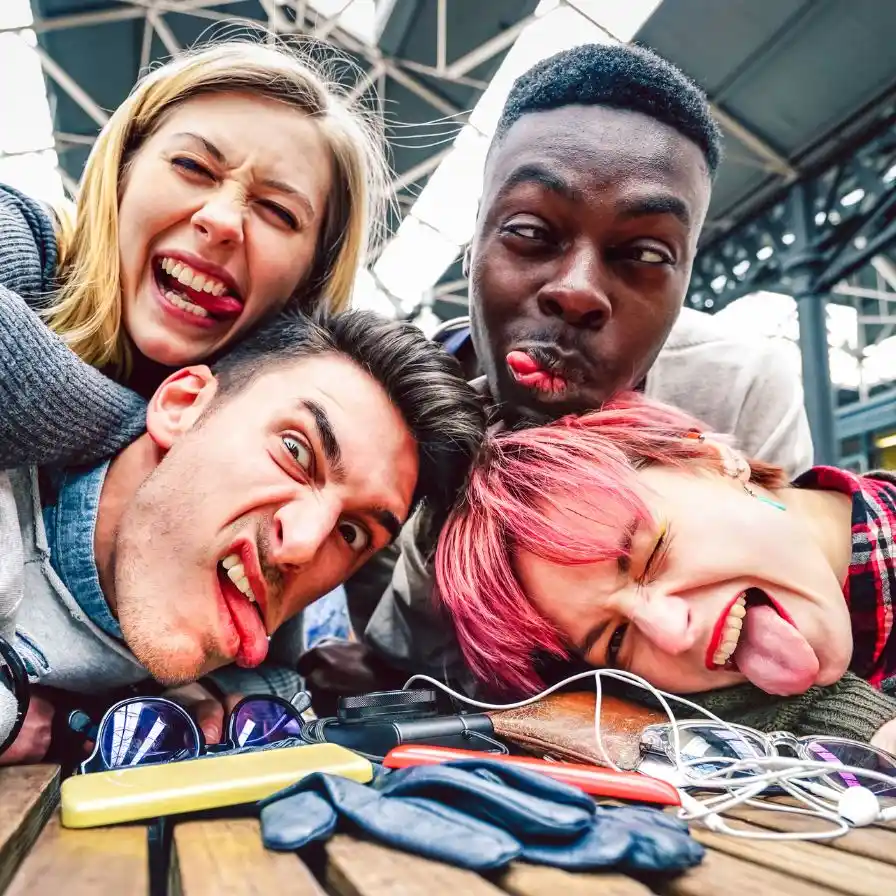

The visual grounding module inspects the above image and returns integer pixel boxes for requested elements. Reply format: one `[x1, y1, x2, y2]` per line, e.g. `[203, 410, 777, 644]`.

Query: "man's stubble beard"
[113, 448, 219, 685]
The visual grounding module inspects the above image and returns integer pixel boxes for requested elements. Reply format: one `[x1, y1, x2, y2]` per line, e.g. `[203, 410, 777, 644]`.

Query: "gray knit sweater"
[0, 184, 146, 469]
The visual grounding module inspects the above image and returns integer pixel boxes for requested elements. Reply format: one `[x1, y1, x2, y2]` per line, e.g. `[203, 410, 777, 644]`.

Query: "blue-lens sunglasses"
[69, 691, 312, 774]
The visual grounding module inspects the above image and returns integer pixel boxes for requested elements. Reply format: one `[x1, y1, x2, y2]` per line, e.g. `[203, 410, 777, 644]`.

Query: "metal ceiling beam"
[833, 283, 896, 302]
[391, 146, 452, 193]
[711, 105, 798, 179]
[0, 0, 246, 36]
[444, 12, 539, 79]
[149, 11, 181, 57]
[562, 0, 798, 180]
[1, 6, 144, 34]
[871, 255, 896, 292]
[436, 0, 447, 73]
[140, 10, 155, 70]
[32, 44, 109, 127]
[312, 0, 357, 41]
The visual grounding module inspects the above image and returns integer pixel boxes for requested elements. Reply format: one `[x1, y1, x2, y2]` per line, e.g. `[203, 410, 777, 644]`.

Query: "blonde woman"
[0, 39, 388, 468]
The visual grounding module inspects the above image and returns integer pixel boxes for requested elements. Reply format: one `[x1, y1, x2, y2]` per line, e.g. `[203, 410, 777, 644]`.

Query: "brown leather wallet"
[487, 692, 664, 770]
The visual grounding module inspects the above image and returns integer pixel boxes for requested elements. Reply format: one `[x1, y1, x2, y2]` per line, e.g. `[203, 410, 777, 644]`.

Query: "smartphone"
[61, 742, 372, 828]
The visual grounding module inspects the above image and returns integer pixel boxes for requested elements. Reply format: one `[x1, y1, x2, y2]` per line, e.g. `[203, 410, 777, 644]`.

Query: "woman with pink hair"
[435, 394, 896, 748]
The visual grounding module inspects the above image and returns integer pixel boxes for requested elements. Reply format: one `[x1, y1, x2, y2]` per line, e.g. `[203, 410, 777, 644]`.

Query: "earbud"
[837, 786, 880, 826]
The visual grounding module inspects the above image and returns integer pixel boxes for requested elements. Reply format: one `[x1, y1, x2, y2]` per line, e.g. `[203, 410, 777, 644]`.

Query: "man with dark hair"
[341, 43, 813, 687]
[0, 309, 484, 763]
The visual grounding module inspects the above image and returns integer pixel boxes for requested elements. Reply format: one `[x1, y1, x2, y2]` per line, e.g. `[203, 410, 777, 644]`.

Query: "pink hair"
[434, 392, 787, 695]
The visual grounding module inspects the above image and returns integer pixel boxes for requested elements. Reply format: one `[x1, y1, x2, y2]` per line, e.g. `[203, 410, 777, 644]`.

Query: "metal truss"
[688, 106, 896, 315]
[7, 0, 542, 200]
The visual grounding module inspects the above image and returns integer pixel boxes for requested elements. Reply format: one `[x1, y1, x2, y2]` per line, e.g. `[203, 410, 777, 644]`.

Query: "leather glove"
[260, 759, 703, 873]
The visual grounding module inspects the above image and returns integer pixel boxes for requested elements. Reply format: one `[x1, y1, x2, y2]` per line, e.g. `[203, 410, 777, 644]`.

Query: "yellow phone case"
[60, 743, 372, 828]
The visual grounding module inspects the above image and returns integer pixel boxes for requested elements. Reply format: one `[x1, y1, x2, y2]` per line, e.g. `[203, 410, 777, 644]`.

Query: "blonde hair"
[50, 40, 390, 372]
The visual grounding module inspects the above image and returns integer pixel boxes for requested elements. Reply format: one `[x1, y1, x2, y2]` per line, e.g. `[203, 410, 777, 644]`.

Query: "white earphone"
[402, 667, 896, 842]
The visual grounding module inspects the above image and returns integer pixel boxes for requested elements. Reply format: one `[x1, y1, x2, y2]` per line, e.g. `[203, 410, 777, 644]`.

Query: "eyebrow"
[173, 132, 315, 219]
[374, 509, 402, 544]
[576, 519, 640, 659]
[616, 194, 691, 228]
[301, 399, 344, 482]
[497, 163, 582, 204]
[300, 400, 403, 545]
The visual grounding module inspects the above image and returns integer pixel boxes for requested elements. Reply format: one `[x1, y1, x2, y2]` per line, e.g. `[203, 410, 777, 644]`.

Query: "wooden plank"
[501, 864, 653, 895]
[664, 847, 842, 896]
[0, 764, 60, 893]
[169, 819, 324, 896]
[723, 803, 896, 866]
[325, 834, 505, 896]
[691, 824, 892, 896]
[5, 811, 147, 895]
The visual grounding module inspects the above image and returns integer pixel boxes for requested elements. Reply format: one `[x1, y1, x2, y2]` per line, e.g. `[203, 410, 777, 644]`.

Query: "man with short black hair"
[347, 43, 813, 683]
[0, 309, 484, 762]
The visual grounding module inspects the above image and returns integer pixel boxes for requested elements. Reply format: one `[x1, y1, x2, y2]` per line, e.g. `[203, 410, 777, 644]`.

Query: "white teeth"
[221, 556, 257, 603]
[158, 257, 229, 297]
[164, 290, 209, 317]
[711, 595, 748, 667]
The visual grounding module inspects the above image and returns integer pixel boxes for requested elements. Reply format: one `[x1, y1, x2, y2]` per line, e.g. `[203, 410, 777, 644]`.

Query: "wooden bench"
[3, 764, 896, 896]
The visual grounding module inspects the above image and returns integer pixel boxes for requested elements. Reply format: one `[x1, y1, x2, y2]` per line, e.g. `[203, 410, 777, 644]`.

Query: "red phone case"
[383, 744, 680, 806]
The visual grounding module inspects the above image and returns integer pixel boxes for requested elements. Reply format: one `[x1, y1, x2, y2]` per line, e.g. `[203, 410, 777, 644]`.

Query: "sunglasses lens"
[676, 724, 768, 777]
[231, 698, 302, 748]
[804, 739, 896, 806]
[100, 700, 199, 769]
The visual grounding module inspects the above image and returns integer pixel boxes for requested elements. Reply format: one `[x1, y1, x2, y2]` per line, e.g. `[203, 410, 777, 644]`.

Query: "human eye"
[499, 216, 551, 242]
[337, 520, 370, 554]
[623, 243, 674, 265]
[640, 522, 672, 582]
[258, 200, 298, 230]
[171, 156, 214, 179]
[281, 434, 313, 474]
[606, 623, 629, 668]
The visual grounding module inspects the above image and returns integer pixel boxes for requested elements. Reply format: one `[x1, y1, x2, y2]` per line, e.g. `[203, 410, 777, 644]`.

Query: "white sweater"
[645, 307, 813, 477]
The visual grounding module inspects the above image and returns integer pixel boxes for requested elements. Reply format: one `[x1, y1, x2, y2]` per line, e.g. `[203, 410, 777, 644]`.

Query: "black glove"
[260, 759, 703, 873]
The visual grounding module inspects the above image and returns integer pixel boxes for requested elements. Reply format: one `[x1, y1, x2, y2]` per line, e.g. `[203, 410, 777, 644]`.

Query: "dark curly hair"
[493, 43, 721, 174]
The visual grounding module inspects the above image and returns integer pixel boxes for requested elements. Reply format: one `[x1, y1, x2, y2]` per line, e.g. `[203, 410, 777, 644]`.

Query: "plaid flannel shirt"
[794, 466, 896, 690]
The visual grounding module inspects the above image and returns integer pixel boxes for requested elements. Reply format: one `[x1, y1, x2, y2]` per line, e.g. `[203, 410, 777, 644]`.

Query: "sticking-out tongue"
[506, 350, 566, 392]
[733, 604, 818, 695]
[220, 580, 269, 668]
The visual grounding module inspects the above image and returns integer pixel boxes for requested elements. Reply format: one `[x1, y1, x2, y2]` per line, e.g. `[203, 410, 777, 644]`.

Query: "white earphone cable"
[402, 668, 896, 841]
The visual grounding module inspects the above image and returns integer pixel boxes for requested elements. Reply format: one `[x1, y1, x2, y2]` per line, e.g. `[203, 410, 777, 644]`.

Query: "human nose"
[536, 244, 611, 329]
[270, 499, 339, 568]
[628, 590, 695, 655]
[192, 186, 245, 247]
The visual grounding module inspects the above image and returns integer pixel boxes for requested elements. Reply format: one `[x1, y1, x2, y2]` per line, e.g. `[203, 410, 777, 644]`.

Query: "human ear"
[704, 438, 752, 484]
[145, 366, 218, 450]
[461, 244, 472, 279]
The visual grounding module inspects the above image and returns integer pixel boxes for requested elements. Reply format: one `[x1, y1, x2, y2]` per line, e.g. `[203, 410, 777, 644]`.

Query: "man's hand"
[870, 717, 896, 755]
[0, 691, 54, 765]
[162, 682, 243, 745]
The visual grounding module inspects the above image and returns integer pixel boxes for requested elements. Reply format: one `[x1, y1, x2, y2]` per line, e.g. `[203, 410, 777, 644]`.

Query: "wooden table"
[3, 765, 896, 896]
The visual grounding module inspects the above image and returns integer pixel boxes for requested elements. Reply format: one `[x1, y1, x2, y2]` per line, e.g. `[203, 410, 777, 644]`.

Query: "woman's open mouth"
[705, 587, 818, 695]
[153, 256, 244, 323]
